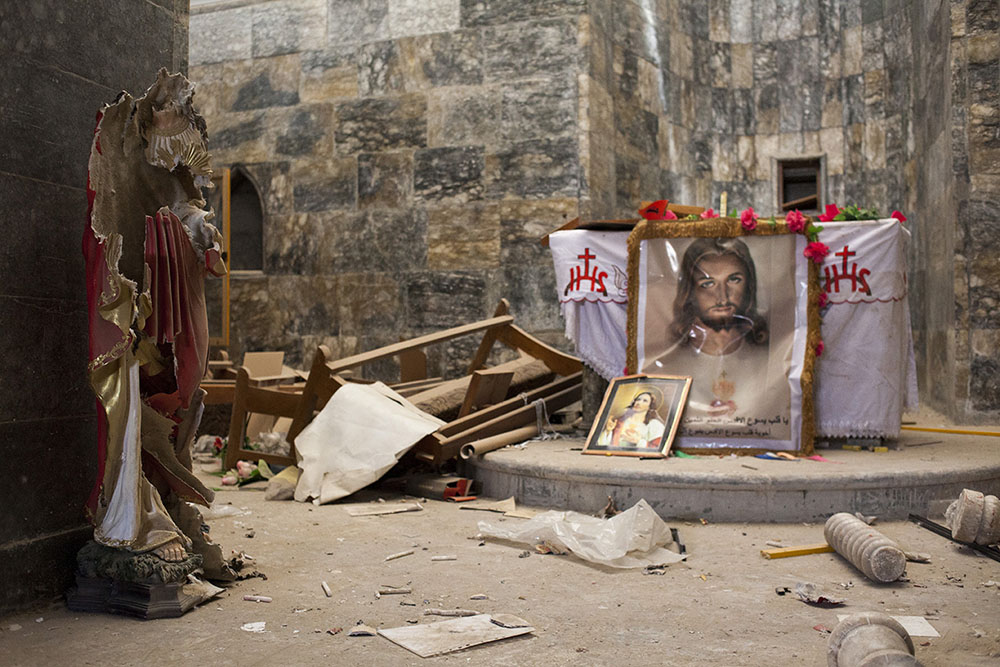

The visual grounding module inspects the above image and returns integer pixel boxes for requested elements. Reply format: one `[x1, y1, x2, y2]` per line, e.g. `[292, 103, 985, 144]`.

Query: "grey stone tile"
[483, 18, 577, 82]
[334, 95, 427, 153]
[460, 0, 586, 26]
[489, 138, 580, 198]
[190, 7, 253, 65]
[211, 112, 267, 150]
[389, 0, 461, 38]
[292, 158, 357, 211]
[327, 0, 390, 45]
[276, 106, 333, 157]
[358, 151, 414, 209]
[404, 271, 490, 329]
[358, 40, 405, 96]
[332, 209, 427, 274]
[500, 78, 577, 144]
[428, 87, 501, 148]
[398, 29, 483, 89]
[414, 146, 485, 202]
[252, 0, 327, 58]
[232, 72, 300, 111]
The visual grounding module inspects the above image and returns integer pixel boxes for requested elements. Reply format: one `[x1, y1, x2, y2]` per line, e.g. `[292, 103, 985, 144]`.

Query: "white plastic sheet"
[478, 499, 686, 568]
[293, 382, 444, 505]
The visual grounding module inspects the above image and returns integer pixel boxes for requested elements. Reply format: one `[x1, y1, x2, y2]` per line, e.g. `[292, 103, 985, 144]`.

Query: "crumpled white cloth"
[478, 499, 686, 568]
[293, 382, 444, 505]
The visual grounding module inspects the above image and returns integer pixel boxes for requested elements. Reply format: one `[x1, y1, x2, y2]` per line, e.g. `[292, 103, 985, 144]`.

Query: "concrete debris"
[946, 489, 1000, 545]
[385, 550, 414, 561]
[423, 608, 477, 617]
[242, 595, 271, 603]
[321, 581, 332, 597]
[794, 582, 845, 607]
[828, 612, 918, 666]
[430, 555, 457, 561]
[240, 622, 266, 633]
[348, 624, 377, 637]
[825, 513, 907, 583]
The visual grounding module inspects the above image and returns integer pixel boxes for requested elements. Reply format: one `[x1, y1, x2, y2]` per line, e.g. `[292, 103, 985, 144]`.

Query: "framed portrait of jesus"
[626, 218, 820, 454]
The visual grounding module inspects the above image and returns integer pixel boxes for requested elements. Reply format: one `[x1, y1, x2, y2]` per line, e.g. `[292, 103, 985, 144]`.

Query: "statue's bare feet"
[153, 538, 187, 562]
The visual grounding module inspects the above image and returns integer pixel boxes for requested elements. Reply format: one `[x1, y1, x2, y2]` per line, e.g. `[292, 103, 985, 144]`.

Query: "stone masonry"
[190, 0, 1000, 422]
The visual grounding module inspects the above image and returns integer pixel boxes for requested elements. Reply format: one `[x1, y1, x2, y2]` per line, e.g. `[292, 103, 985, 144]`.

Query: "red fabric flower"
[890, 210, 907, 222]
[818, 292, 828, 309]
[699, 208, 717, 219]
[815, 340, 825, 357]
[740, 207, 758, 231]
[639, 200, 671, 220]
[785, 209, 807, 233]
[804, 241, 830, 263]
[662, 209, 678, 220]
[817, 204, 840, 222]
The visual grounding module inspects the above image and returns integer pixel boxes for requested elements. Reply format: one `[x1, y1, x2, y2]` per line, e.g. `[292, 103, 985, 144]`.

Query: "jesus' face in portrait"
[671, 237, 768, 356]
[692, 254, 748, 329]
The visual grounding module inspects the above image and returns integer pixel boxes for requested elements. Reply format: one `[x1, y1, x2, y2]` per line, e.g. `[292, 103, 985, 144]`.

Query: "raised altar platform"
[464, 428, 1000, 522]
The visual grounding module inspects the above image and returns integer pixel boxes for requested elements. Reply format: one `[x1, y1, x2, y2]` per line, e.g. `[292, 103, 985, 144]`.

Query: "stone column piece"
[827, 612, 920, 667]
[946, 489, 1000, 545]
[824, 513, 906, 583]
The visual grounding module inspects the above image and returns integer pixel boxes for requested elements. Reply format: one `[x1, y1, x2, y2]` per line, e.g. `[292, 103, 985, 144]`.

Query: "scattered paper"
[379, 614, 534, 657]
[458, 496, 537, 519]
[294, 383, 443, 505]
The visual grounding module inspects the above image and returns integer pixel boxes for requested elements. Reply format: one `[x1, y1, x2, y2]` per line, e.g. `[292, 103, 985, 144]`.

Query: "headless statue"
[83, 69, 228, 575]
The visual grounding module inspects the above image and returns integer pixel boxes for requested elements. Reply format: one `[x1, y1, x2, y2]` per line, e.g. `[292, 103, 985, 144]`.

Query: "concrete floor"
[2, 470, 999, 665]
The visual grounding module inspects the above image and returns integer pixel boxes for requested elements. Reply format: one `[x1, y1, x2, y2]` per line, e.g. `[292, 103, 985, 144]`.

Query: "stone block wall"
[0, 0, 189, 614]
[190, 0, 586, 376]
[190, 0, 1000, 418]
[583, 0, 912, 219]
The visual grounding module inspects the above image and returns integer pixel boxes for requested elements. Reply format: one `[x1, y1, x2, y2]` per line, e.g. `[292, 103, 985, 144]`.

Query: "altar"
[549, 219, 918, 439]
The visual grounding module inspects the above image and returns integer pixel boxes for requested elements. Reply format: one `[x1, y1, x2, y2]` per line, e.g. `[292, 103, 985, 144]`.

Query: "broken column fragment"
[824, 513, 906, 583]
[945, 489, 1000, 545]
[827, 612, 921, 666]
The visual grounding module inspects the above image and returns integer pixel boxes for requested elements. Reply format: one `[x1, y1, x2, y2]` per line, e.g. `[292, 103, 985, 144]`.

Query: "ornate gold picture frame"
[626, 218, 820, 455]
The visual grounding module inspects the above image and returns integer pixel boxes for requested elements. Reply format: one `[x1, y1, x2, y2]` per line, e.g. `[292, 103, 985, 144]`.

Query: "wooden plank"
[466, 299, 509, 373]
[437, 373, 581, 438]
[398, 346, 427, 383]
[457, 369, 514, 418]
[497, 324, 582, 376]
[760, 543, 833, 559]
[323, 315, 514, 375]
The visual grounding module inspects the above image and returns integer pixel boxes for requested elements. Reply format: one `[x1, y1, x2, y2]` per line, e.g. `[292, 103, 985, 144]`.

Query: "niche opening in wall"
[229, 165, 264, 272]
[776, 157, 823, 214]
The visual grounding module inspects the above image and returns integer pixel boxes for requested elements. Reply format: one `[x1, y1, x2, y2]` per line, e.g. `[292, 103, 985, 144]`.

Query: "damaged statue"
[82, 69, 230, 581]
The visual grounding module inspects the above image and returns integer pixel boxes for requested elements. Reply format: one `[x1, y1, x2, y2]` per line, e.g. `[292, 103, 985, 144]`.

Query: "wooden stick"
[760, 543, 834, 559]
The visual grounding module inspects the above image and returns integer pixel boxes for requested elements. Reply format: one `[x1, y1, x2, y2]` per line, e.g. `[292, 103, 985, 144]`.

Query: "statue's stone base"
[66, 540, 216, 619]
[66, 575, 207, 620]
